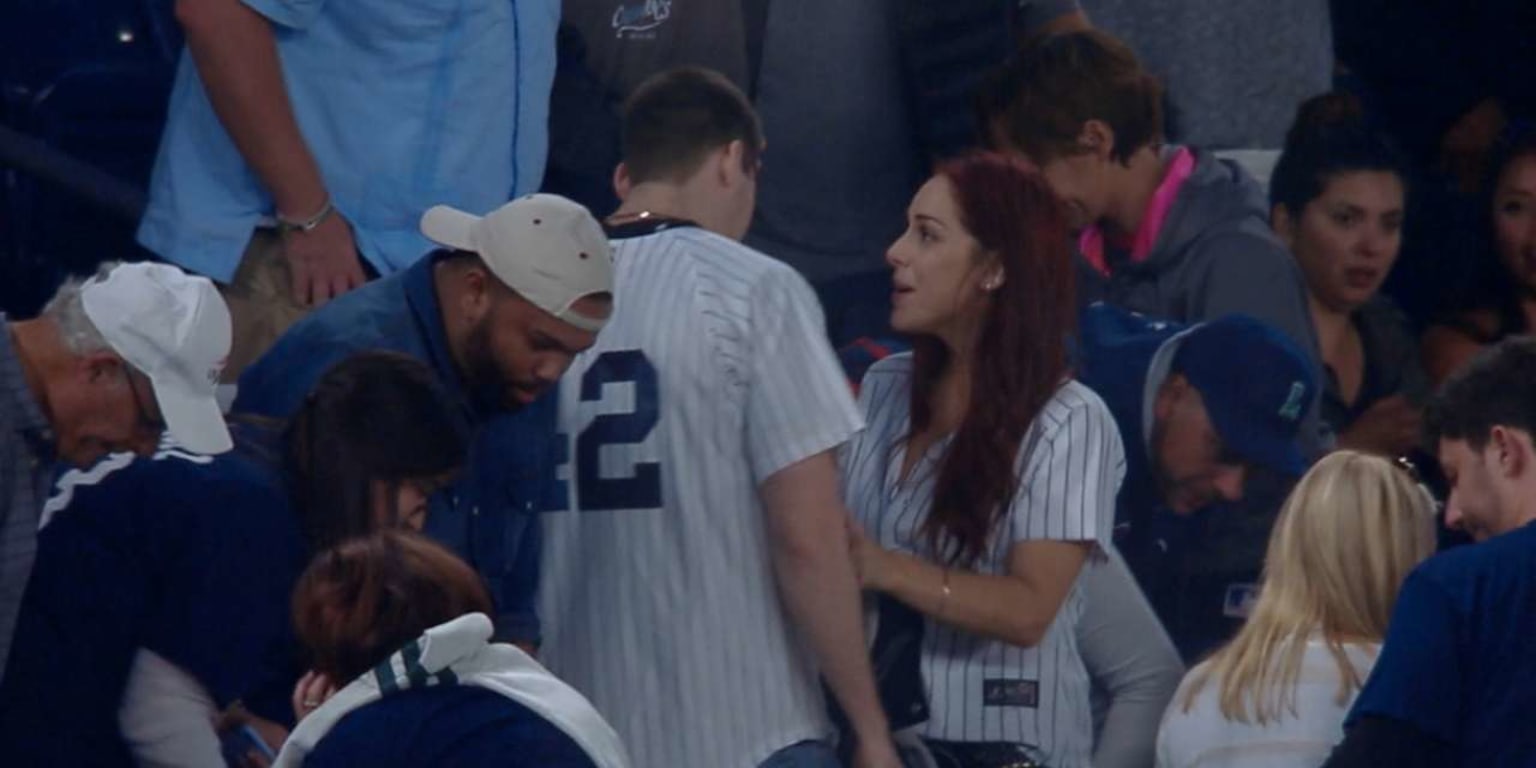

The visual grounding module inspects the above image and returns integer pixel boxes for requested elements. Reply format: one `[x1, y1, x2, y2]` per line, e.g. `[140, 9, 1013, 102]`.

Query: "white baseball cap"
[80, 262, 233, 455]
[420, 194, 614, 332]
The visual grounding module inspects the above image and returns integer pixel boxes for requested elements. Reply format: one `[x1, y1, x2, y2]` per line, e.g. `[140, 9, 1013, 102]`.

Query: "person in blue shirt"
[0, 352, 470, 767]
[234, 194, 614, 648]
[275, 531, 628, 768]
[1325, 337, 1536, 767]
[1075, 303, 1318, 660]
[139, 0, 561, 376]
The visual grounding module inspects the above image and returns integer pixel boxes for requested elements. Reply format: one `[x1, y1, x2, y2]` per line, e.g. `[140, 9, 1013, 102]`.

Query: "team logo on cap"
[1278, 381, 1306, 422]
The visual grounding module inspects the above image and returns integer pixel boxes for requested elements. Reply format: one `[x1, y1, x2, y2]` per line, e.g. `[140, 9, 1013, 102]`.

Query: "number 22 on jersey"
[559, 349, 662, 511]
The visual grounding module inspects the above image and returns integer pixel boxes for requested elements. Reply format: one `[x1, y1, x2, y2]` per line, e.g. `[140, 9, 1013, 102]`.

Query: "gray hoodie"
[1079, 146, 1320, 366]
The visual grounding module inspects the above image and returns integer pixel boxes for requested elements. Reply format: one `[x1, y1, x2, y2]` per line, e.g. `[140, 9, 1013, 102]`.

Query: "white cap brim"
[420, 205, 482, 252]
[151, 375, 232, 455]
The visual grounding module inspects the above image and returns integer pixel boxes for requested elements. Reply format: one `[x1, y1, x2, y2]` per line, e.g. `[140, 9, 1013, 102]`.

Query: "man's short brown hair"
[622, 67, 762, 184]
[977, 30, 1164, 165]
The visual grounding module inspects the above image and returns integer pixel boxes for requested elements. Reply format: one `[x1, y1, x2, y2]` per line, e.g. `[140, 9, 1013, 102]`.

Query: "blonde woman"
[1155, 451, 1436, 768]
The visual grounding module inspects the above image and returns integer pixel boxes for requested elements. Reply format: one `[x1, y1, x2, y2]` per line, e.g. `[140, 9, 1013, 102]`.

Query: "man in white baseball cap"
[7, 261, 232, 465]
[234, 193, 613, 648]
[2, 260, 232, 674]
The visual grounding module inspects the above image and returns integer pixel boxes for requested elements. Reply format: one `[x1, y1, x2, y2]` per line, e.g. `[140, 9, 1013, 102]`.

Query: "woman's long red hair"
[912, 153, 1076, 567]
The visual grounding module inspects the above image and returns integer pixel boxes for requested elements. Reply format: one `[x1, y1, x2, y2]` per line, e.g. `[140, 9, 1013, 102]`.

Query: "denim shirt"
[138, 0, 559, 280]
[233, 256, 557, 643]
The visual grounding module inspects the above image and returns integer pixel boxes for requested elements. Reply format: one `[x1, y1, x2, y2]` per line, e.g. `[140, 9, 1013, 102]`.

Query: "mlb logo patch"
[983, 679, 1039, 708]
[1223, 583, 1259, 619]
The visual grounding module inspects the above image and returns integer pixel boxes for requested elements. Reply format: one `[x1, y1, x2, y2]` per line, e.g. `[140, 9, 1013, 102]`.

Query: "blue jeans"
[760, 740, 840, 768]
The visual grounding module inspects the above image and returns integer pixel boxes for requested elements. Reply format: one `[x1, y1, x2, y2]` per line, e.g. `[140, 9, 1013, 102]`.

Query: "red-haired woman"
[272, 532, 628, 768]
[842, 153, 1125, 767]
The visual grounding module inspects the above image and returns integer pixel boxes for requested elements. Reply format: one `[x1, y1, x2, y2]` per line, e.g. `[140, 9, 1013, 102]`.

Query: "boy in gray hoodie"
[979, 29, 1326, 659]
[978, 30, 1317, 358]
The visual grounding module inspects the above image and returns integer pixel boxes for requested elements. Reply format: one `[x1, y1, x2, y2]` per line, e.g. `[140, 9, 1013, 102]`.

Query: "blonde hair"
[1180, 450, 1436, 724]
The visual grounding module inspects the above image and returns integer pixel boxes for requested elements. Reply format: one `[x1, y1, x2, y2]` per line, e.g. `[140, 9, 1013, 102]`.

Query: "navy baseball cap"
[1172, 315, 1318, 478]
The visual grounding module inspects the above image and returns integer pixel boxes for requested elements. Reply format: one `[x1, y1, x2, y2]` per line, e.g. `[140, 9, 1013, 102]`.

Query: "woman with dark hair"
[1422, 124, 1536, 384]
[1269, 92, 1429, 457]
[282, 351, 470, 547]
[841, 153, 1125, 767]
[274, 531, 627, 767]
[0, 351, 470, 767]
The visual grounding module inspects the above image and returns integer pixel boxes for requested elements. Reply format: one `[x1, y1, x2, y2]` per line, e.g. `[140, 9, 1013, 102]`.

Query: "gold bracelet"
[937, 567, 952, 618]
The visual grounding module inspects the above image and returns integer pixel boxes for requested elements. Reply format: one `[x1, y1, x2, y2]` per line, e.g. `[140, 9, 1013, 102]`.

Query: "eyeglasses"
[1392, 455, 1444, 516]
[125, 370, 167, 436]
[1392, 455, 1424, 484]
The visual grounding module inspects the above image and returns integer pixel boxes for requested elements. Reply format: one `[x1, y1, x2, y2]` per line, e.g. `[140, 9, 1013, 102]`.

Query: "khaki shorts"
[218, 229, 310, 383]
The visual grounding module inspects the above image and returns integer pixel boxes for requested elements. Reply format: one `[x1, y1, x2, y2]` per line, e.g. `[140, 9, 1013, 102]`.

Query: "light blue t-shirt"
[138, 0, 559, 280]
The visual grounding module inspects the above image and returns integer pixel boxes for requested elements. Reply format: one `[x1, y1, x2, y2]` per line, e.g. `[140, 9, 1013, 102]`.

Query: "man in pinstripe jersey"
[537, 68, 899, 768]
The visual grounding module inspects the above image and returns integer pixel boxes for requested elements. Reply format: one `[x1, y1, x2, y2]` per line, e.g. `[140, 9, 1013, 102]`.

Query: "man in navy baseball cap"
[1160, 314, 1318, 509]
[1080, 304, 1317, 517]
[1077, 302, 1320, 659]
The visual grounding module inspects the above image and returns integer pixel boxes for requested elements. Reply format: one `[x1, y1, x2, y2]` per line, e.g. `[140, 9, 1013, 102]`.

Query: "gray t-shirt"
[1079, 0, 1333, 150]
[748, 0, 1079, 283]
[562, 0, 751, 96]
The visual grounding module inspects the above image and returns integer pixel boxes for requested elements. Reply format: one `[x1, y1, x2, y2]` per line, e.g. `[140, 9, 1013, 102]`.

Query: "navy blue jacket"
[0, 426, 303, 767]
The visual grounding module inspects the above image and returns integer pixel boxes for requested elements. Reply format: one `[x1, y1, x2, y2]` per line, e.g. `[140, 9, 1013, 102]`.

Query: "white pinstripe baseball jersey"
[841, 354, 1125, 767]
[538, 223, 864, 768]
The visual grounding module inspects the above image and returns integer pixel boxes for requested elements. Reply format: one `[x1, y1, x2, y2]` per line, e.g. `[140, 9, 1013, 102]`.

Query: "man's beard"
[1150, 419, 1199, 513]
[463, 319, 521, 413]
[1149, 419, 1173, 493]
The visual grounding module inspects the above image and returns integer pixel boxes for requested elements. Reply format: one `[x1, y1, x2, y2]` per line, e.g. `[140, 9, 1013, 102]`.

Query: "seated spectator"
[0, 352, 469, 767]
[842, 153, 1122, 766]
[976, 30, 1318, 366]
[235, 194, 614, 648]
[1076, 302, 1318, 660]
[1422, 124, 1536, 384]
[274, 531, 627, 767]
[1270, 93, 1430, 457]
[1324, 337, 1536, 766]
[1156, 450, 1437, 768]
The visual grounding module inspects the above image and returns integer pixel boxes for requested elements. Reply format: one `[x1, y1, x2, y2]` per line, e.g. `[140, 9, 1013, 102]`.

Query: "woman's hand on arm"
[849, 520, 1090, 648]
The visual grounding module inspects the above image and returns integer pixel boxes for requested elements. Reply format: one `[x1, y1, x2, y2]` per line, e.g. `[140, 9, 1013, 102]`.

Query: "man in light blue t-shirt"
[139, 0, 560, 377]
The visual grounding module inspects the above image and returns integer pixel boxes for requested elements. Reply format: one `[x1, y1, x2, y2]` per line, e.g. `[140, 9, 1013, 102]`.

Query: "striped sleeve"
[1010, 383, 1125, 545]
[745, 267, 866, 483]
